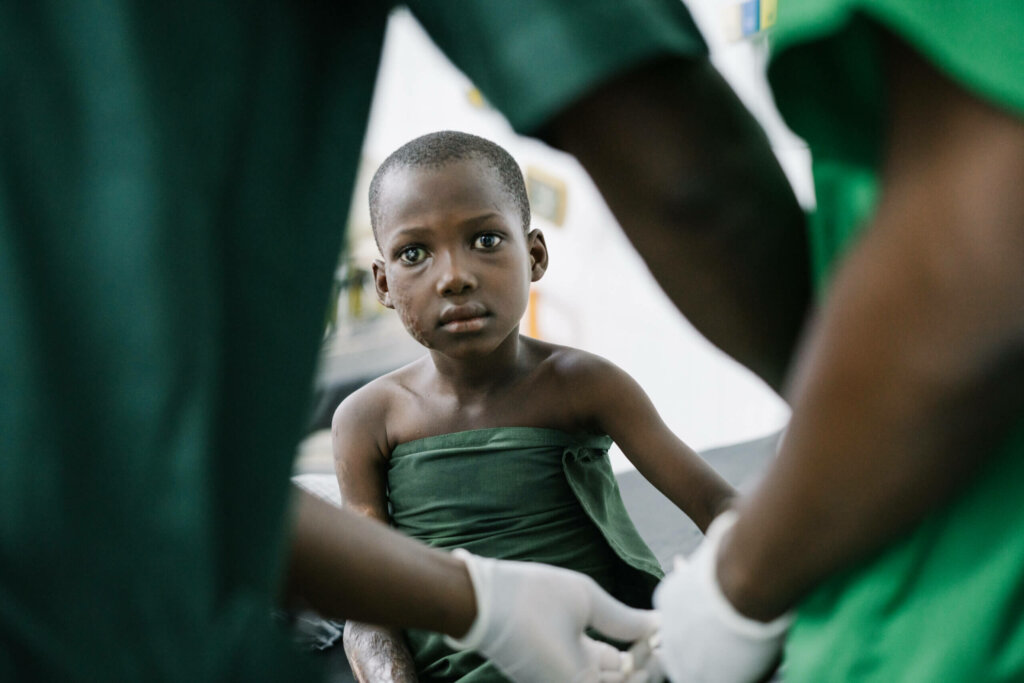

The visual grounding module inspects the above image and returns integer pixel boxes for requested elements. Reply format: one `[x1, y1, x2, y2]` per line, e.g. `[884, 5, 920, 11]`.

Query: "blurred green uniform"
[0, 1, 703, 679]
[768, 2, 1024, 680]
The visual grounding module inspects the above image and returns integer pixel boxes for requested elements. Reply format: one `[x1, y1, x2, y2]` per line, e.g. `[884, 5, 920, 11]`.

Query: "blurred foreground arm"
[285, 489, 475, 635]
[630, 39, 1024, 682]
[284, 489, 659, 682]
[715, 38, 1024, 623]
[543, 57, 811, 392]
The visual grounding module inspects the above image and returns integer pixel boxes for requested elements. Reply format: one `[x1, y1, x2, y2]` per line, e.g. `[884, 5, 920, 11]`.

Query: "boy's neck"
[428, 332, 528, 397]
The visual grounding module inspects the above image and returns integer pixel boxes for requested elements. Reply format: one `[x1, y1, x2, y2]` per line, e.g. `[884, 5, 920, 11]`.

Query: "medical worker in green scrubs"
[632, 2, 1024, 681]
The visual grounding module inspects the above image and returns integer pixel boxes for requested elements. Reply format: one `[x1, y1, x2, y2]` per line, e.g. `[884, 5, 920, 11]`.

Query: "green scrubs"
[0, 1, 704, 679]
[388, 427, 663, 682]
[768, 2, 1024, 680]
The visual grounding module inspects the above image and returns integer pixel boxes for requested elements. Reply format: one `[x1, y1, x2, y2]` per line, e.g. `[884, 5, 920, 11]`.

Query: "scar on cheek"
[398, 315, 429, 347]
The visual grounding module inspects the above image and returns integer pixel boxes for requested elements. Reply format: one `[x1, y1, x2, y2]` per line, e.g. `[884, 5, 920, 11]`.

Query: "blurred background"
[295, 0, 814, 476]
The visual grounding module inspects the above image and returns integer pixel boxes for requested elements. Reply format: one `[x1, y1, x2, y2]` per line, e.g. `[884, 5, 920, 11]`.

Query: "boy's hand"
[446, 550, 659, 683]
[651, 511, 790, 682]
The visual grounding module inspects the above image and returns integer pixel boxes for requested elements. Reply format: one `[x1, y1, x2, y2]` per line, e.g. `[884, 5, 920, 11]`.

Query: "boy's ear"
[527, 229, 548, 282]
[372, 259, 394, 309]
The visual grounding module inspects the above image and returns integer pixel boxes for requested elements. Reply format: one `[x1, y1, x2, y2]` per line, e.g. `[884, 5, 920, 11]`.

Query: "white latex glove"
[651, 511, 791, 683]
[445, 549, 659, 683]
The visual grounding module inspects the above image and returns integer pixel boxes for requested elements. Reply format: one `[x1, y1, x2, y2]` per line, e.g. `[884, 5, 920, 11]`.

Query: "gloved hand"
[445, 549, 659, 683]
[650, 511, 791, 683]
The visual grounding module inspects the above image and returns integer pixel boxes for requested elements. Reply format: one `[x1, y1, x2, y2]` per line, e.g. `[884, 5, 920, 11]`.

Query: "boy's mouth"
[438, 304, 489, 331]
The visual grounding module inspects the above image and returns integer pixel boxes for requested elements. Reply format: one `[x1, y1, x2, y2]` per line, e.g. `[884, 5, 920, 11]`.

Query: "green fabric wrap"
[767, 2, 1024, 680]
[387, 427, 663, 682]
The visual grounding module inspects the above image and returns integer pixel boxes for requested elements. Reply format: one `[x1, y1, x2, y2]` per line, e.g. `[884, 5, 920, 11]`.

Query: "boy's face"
[373, 157, 547, 358]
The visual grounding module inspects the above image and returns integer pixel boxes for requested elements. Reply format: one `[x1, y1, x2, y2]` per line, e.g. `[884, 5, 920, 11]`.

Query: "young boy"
[333, 131, 735, 683]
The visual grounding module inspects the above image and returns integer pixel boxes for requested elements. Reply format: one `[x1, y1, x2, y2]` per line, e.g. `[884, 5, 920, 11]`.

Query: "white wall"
[345, 6, 811, 471]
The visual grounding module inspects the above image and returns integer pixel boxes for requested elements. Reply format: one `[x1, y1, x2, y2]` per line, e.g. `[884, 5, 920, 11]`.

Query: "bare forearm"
[651, 450, 736, 534]
[688, 468, 737, 533]
[283, 489, 476, 636]
[715, 42, 1024, 621]
[722, 239, 1022, 618]
[344, 622, 419, 683]
[543, 57, 810, 392]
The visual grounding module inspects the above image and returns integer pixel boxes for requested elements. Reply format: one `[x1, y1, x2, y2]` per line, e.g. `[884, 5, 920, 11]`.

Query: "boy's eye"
[473, 233, 502, 250]
[398, 246, 427, 264]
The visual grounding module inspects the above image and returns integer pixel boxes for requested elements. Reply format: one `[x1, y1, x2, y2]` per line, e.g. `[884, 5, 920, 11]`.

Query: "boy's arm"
[343, 620, 418, 683]
[331, 394, 419, 683]
[568, 353, 736, 532]
[540, 56, 811, 393]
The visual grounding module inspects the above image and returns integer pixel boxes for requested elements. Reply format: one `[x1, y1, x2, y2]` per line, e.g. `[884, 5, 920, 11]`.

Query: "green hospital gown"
[0, 2, 706, 679]
[767, 2, 1024, 680]
[387, 428, 664, 682]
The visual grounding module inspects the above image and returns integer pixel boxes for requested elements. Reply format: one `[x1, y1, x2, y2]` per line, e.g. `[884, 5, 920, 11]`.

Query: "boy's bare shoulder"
[528, 338, 621, 385]
[330, 357, 431, 455]
[525, 339, 652, 434]
[523, 339, 634, 415]
[518, 339, 638, 430]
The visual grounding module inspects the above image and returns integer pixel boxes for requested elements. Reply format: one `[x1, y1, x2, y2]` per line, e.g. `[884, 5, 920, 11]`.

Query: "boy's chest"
[388, 374, 595, 444]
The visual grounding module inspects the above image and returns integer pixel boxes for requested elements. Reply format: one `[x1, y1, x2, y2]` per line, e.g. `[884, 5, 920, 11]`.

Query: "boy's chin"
[434, 343, 497, 360]
[430, 336, 509, 360]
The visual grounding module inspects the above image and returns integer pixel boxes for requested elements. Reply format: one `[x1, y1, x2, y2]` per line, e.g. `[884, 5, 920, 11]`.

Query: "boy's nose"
[435, 251, 477, 297]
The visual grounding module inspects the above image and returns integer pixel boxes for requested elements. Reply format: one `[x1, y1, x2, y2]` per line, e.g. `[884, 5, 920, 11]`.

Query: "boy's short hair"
[369, 131, 531, 243]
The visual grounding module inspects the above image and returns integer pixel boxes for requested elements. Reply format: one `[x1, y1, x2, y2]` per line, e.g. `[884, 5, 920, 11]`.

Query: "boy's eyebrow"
[386, 212, 509, 244]
[386, 225, 433, 243]
[457, 211, 506, 228]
